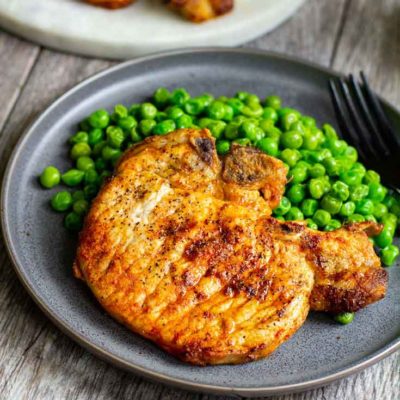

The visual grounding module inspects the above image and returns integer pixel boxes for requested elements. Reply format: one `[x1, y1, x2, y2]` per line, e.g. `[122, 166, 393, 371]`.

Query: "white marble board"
[0, 0, 306, 59]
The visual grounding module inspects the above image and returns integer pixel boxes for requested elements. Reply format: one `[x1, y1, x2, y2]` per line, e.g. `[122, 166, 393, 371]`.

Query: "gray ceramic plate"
[2, 48, 400, 397]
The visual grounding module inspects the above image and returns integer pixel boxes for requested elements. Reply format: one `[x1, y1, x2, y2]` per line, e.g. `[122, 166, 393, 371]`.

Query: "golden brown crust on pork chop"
[75, 129, 387, 365]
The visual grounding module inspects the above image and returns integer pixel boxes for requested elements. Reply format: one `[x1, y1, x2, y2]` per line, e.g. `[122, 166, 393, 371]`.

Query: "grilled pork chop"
[75, 129, 387, 365]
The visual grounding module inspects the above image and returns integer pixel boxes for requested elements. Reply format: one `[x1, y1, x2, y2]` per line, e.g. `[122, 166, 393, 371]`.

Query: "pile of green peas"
[40, 87, 399, 322]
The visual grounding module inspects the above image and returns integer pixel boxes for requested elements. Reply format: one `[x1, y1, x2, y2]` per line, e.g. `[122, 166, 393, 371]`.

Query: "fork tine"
[360, 71, 400, 151]
[338, 78, 382, 159]
[328, 79, 368, 162]
[348, 74, 391, 156]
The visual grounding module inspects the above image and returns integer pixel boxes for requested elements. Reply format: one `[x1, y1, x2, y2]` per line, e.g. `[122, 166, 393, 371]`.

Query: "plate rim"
[1, 47, 400, 396]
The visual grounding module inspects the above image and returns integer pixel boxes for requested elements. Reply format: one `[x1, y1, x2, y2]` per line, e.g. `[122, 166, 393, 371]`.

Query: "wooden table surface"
[0, 1, 399, 399]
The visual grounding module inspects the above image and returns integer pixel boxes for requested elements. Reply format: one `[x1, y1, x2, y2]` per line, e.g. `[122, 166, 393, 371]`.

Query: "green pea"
[130, 128, 142, 143]
[64, 212, 83, 231]
[184, 98, 205, 115]
[374, 227, 394, 249]
[207, 101, 226, 120]
[240, 121, 263, 142]
[73, 199, 89, 215]
[216, 140, 230, 155]
[198, 93, 214, 107]
[222, 105, 234, 122]
[382, 195, 396, 209]
[139, 102, 157, 120]
[323, 123, 338, 140]
[380, 244, 399, 266]
[302, 131, 319, 150]
[244, 94, 260, 108]
[170, 88, 190, 106]
[324, 219, 341, 232]
[280, 149, 301, 168]
[70, 142, 91, 160]
[331, 181, 350, 201]
[51, 191, 73, 212]
[322, 157, 339, 176]
[309, 178, 325, 199]
[166, 106, 184, 120]
[264, 95, 281, 110]
[373, 203, 388, 219]
[287, 184, 306, 203]
[129, 104, 140, 117]
[339, 201, 356, 217]
[69, 131, 89, 145]
[321, 194, 342, 215]
[300, 116, 316, 128]
[40, 166, 61, 189]
[289, 167, 308, 184]
[207, 121, 225, 139]
[280, 112, 299, 132]
[274, 197, 291, 216]
[61, 169, 85, 187]
[296, 161, 310, 170]
[286, 207, 304, 221]
[364, 214, 377, 222]
[153, 119, 176, 135]
[355, 199, 374, 215]
[309, 163, 326, 178]
[301, 199, 318, 217]
[72, 190, 85, 201]
[328, 139, 347, 156]
[347, 213, 365, 223]
[241, 105, 263, 118]
[88, 128, 104, 146]
[340, 170, 363, 186]
[275, 216, 285, 222]
[233, 138, 251, 146]
[117, 116, 137, 131]
[224, 123, 240, 140]
[89, 109, 110, 129]
[106, 126, 125, 149]
[83, 184, 99, 199]
[84, 169, 99, 185]
[350, 184, 369, 202]
[351, 162, 366, 175]
[95, 158, 107, 173]
[257, 137, 279, 156]
[112, 104, 128, 121]
[139, 119, 156, 136]
[368, 182, 387, 202]
[155, 111, 168, 122]
[92, 141, 106, 158]
[175, 115, 193, 129]
[261, 125, 282, 141]
[226, 98, 244, 115]
[364, 170, 380, 184]
[262, 107, 278, 123]
[153, 87, 170, 108]
[280, 131, 303, 149]
[198, 117, 213, 128]
[76, 156, 95, 171]
[381, 213, 397, 228]
[102, 145, 121, 161]
[306, 218, 318, 230]
[313, 209, 331, 227]
[333, 312, 354, 325]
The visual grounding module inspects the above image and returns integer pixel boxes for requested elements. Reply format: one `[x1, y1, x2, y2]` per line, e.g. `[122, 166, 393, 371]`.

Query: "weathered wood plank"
[0, 31, 39, 133]
[248, 0, 347, 67]
[332, 0, 400, 106]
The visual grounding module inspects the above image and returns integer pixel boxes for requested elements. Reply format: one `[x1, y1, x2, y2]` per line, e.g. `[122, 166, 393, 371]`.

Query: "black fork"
[329, 72, 400, 192]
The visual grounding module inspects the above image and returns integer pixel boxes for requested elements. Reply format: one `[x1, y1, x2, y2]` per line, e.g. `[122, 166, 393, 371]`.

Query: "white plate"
[0, 0, 305, 59]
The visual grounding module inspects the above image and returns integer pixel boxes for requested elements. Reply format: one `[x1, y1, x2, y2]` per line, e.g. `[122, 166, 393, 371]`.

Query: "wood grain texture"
[0, 1, 399, 399]
[0, 31, 39, 133]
